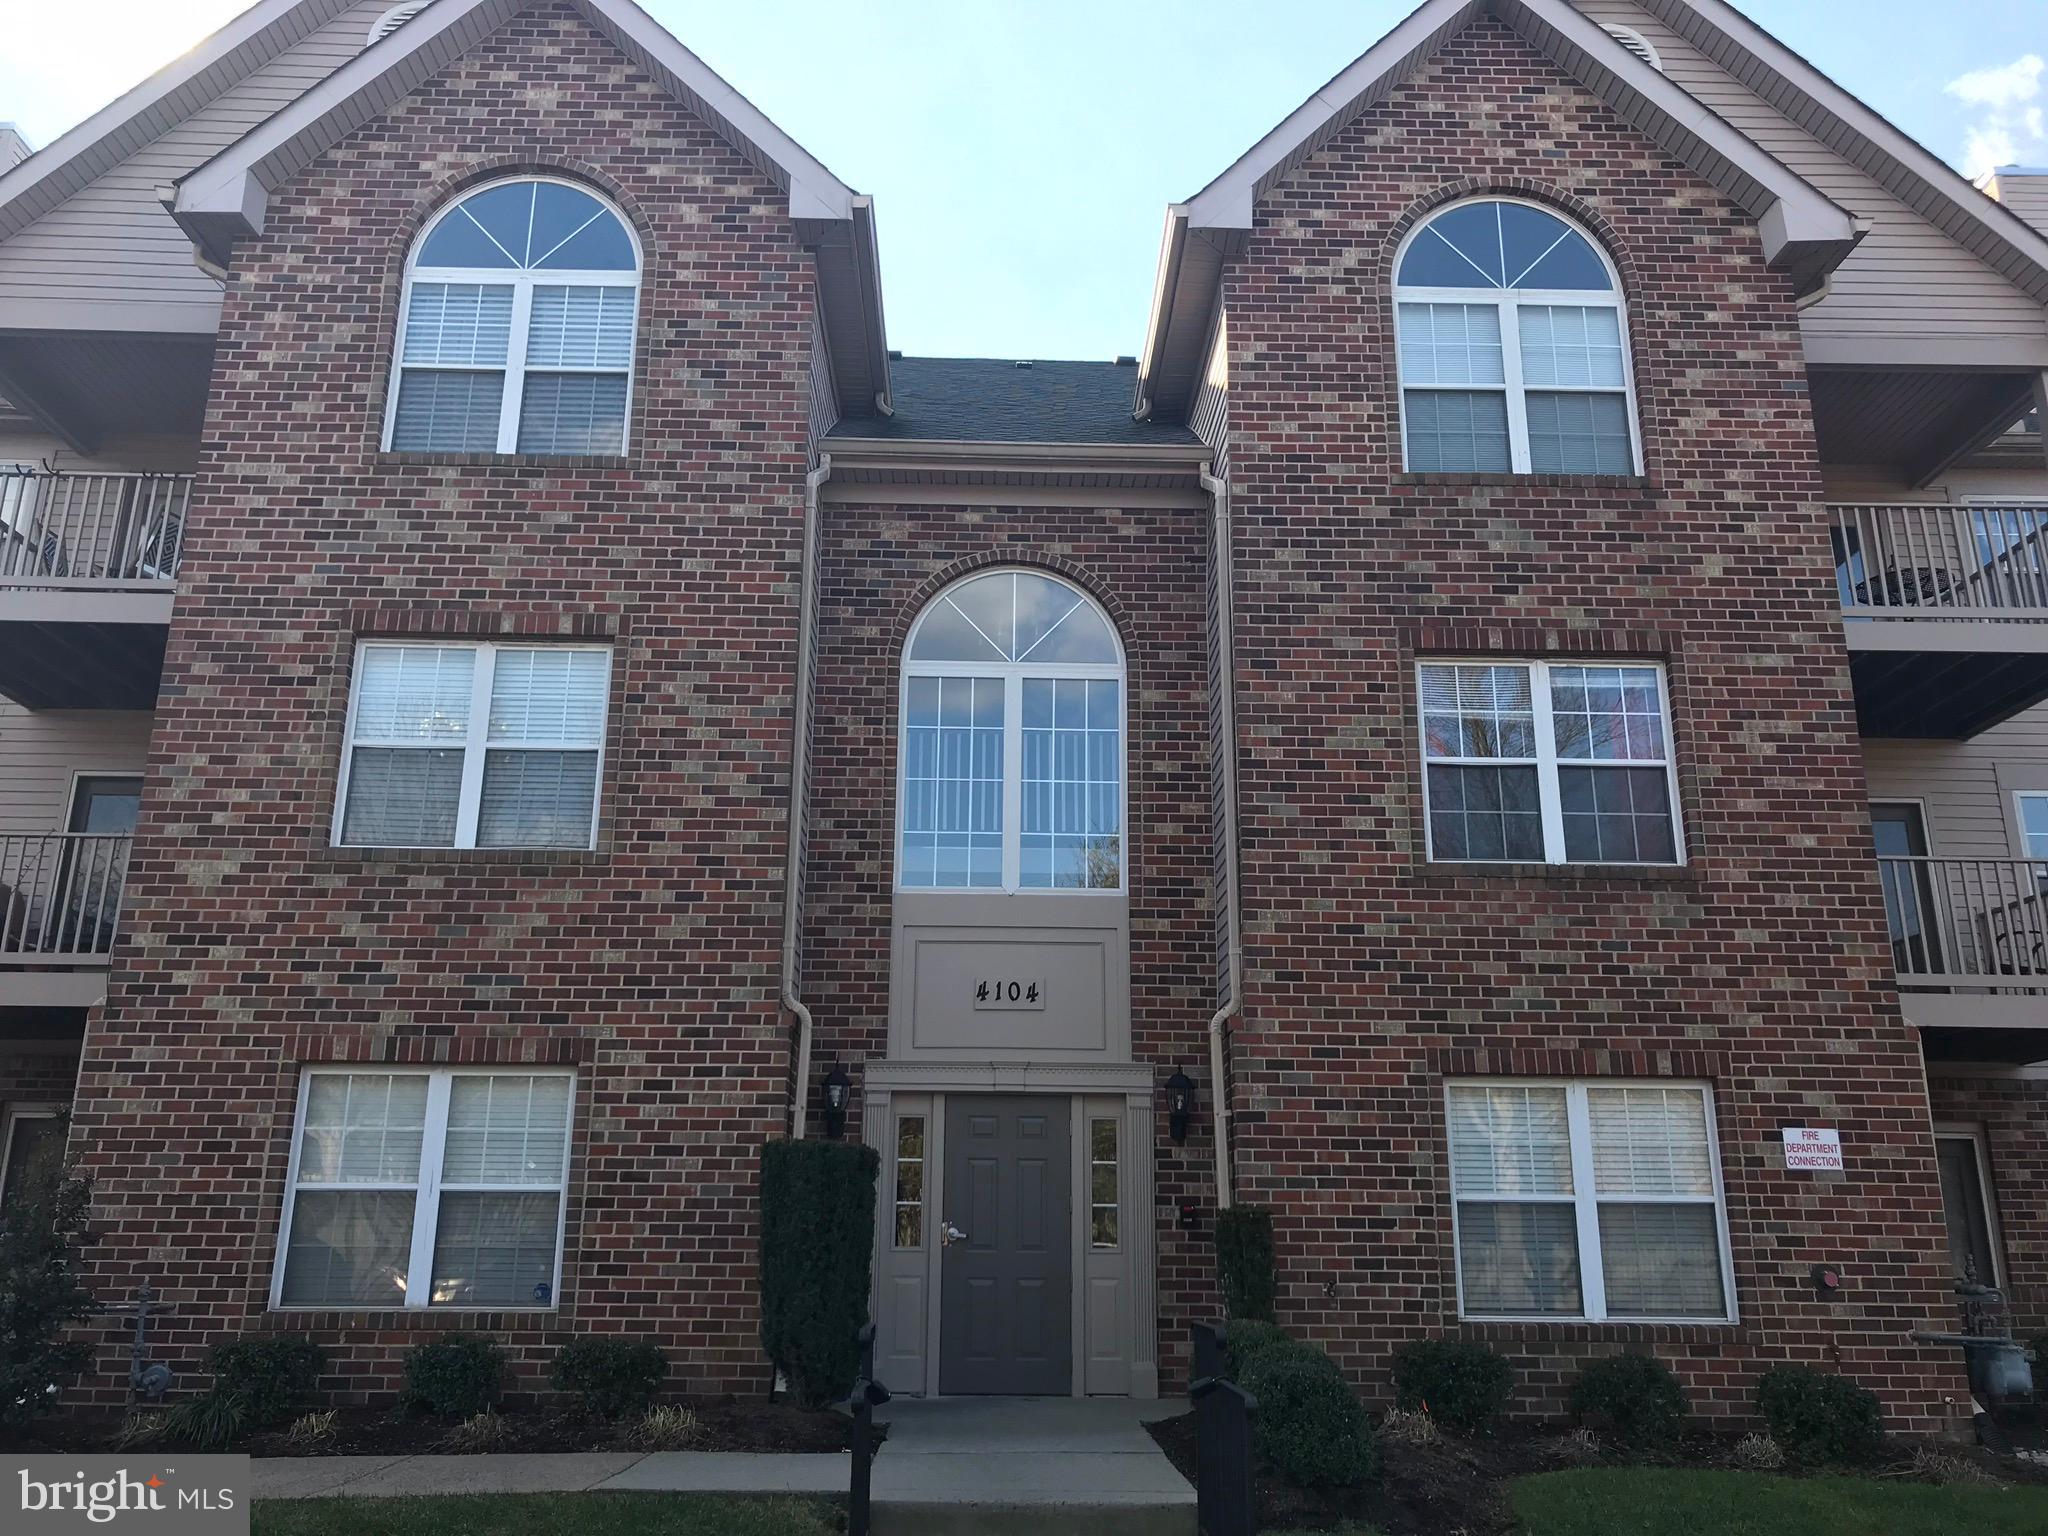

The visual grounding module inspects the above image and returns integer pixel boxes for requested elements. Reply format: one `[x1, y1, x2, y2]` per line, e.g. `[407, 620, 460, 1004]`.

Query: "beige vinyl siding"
[1573, 0, 2048, 351]
[0, 703, 153, 836]
[0, 1, 390, 328]
[1989, 172, 2048, 237]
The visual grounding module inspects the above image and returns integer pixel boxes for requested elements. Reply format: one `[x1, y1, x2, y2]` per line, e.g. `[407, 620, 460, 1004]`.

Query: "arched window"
[899, 569, 1124, 892]
[1394, 198, 1639, 476]
[385, 176, 640, 456]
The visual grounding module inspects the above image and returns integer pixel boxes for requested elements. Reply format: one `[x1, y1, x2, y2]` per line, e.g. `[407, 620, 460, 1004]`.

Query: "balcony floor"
[0, 600, 171, 709]
[1849, 645, 2048, 739]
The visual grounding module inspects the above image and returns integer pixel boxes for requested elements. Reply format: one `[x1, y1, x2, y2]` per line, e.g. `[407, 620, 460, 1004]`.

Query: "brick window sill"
[264, 1308, 561, 1328]
[378, 451, 637, 472]
[1393, 472, 1651, 491]
[1454, 1318, 1750, 1344]
[1407, 861, 1694, 886]
[314, 846, 609, 870]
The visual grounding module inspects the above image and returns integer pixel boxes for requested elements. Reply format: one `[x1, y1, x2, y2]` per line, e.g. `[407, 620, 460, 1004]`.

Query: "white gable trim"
[171, 0, 859, 266]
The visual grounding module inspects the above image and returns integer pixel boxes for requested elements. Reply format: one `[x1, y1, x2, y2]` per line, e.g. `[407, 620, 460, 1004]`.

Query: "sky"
[3, 0, 2046, 360]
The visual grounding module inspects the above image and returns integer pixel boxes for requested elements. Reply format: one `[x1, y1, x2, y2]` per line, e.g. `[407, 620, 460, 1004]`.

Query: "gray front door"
[939, 1095, 1071, 1395]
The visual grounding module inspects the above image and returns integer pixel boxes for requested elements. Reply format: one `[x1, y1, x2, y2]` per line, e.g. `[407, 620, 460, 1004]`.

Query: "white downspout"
[1199, 462, 1240, 1210]
[786, 453, 831, 1138]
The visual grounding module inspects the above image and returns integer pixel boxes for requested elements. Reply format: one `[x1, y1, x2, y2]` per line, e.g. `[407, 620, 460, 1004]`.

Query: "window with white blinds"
[336, 642, 611, 850]
[1446, 1080, 1733, 1322]
[1419, 659, 1681, 865]
[274, 1069, 574, 1310]
[385, 177, 638, 455]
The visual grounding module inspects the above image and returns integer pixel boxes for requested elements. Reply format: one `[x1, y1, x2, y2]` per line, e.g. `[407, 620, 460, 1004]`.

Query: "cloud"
[1946, 53, 2047, 179]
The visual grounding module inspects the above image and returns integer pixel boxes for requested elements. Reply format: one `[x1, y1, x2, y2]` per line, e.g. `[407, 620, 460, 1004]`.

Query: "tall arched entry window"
[898, 569, 1125, 892]
[1394, 197, 1640, 475]
[384, 176, 640, 455]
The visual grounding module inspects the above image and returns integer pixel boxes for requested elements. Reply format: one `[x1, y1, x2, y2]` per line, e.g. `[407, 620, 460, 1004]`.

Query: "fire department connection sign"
[1782, 1126, 1844, 1172]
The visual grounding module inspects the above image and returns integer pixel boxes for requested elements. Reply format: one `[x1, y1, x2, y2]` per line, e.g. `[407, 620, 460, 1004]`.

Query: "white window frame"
[2013, 790, 2048, 860]
[1393, 197, 1643, 476]
[331, 639, 612, 851]
[0, 1102, 63, 1205]
[269, 1066, 575, 1312]
[1418, 657, 1683, 866]
[895, 571, 1128, 895]
[381, 175, 641, 456]
[1447, 1078, 1738, 1324]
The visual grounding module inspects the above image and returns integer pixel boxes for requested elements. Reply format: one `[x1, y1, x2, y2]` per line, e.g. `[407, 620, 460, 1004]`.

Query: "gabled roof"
[1134, 0, 1866, 422]
[167, 0, 890, 413]
[0, 0, 360, 246]
[830, 358, 1200, 446]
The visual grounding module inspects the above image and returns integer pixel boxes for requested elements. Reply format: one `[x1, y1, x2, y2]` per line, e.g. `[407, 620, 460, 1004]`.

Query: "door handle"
[941, 1221, 969, 1248]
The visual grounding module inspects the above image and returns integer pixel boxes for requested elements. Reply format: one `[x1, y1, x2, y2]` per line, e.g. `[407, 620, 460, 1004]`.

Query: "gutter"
[786, 452, 831, 1138]
[1199, 461, 1241, 1211]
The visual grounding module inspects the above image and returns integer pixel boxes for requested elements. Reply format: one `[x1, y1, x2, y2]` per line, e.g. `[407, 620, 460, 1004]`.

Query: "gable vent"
[1601, 24, 1663, 72]
[367, 1, 435, 46]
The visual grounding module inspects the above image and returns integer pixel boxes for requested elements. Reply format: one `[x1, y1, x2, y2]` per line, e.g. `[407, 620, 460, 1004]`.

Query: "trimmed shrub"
[401, 1334, 506, 1419]
[161, 1390, 246, 1450]
[1240, 1345, 1378, 1488]
[0, 1161, 96, 1428]
[1222, 1319, 1296, 1381]
[551, 1337, 667, 1420]
[1216, 1206, 1277, 1322]
[1754, 1364, 1884, 1465]
[208, 1334, 326, 1428]
[1389, 1339, 1513, 1436]
[759, 1138, 880, 1407]
[1569, 1354, 1687, 1447]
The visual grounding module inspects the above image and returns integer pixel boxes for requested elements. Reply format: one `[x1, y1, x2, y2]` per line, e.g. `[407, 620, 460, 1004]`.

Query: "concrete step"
[874, 1495, 1195, 1536]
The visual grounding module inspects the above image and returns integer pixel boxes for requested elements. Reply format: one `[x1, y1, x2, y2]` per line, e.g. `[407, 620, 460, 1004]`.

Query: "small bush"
[285, 1410, 339, 1450]
[208, 1334, 326, 1428]
[1569, 1354, 1687, 1447]
[1222, 1319, 1296, 1381]
[162, 1391, 246, 1450]
[759, 1138, 880, 1407]
[442, 1409, 512, 1452]
[1216, 1206, 1278, 1322]
[1389, 1339, 1513, 1436]
[111, 1411, 165, 1450]
[401, 1334, 506, 1419]
[551, 1337, 667, 1420]
[0, 1159, 96, 1428]
[1910, 1443, 1992, 1485]
[1240, 1344, 1377, 1488]
[1379, 1407, 1440, 1447]
[634, 1404, 703, 1451]
[1754, 1364, 1884, 1465]
[1732, 1431, 1785, 1470]
[1544, 1427, 1603, 1466]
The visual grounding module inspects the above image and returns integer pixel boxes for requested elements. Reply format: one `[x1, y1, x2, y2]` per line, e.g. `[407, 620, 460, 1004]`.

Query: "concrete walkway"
[251, 1397, 1197, 1534]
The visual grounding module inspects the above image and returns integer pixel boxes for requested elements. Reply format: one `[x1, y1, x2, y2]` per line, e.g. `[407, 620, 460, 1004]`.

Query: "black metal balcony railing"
[0, 833, 132, 964]
[1833, 504, 2048, 621]
[1877, 854, 2048, 990]
[0, 471, 190, 587]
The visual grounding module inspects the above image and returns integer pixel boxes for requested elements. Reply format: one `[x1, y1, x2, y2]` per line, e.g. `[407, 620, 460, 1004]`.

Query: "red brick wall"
[64, 2, 814, 1404]
[1930, 1071, 2048, 1337]
[804, 502, 1223, 1384]
[1221, 18, 1967, 1430]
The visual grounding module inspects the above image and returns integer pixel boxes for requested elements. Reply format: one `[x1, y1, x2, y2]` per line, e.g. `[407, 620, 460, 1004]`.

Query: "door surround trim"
[866, 1061, 1158, 1400]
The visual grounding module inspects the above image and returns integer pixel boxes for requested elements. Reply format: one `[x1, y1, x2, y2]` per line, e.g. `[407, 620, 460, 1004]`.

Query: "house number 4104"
[973, 978, 1045, 1011]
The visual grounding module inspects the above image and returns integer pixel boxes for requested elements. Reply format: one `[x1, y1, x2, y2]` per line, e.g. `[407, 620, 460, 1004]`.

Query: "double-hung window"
[273, 1068, 573, 1310]
[386, 177, 639, 455]
[1395, 198, 1641, 475]
[335, 641, 611, 850]
[1447, 1080, 1734, 1322]
[1420, 659, 1681, 865]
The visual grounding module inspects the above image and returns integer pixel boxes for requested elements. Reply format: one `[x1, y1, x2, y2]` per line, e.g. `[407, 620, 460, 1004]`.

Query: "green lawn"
[1511, 1468, 2048, 1536]
[251, 1493, 838, 1536]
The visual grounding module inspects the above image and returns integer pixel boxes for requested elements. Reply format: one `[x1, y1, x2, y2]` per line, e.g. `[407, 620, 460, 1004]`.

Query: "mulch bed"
[1145, 1409, 2048, 1535]
[4, 1398, 859, 1458]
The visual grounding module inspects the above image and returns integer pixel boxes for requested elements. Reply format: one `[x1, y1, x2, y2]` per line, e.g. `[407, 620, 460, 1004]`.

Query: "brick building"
[0, 0, 2044, 1432]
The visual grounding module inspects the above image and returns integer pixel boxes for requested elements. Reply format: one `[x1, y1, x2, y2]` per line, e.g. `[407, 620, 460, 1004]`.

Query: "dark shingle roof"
[828, 357, 1201, 446]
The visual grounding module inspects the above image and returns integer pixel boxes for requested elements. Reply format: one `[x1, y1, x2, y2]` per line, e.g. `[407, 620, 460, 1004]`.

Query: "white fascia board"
[1132, 207, 1190, 416]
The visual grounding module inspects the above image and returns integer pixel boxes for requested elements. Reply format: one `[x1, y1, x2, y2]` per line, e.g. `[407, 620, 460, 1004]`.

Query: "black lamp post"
[822, 1062, 851, 1139]
[1165, 1065, 1195, 1145]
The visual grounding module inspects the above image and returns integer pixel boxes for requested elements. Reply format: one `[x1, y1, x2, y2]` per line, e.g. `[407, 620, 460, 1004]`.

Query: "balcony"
[0, 833, 132, 1008]
[1833, 503, 2048, 738]
[1878, 853, 2048, 1061]
[0, 471, 189, 709]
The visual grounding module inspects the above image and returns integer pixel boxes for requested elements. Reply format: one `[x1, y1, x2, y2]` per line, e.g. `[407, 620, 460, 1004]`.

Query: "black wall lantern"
[822, 1061, 851, 1140]
[1165, 1064, 1195, 1145]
